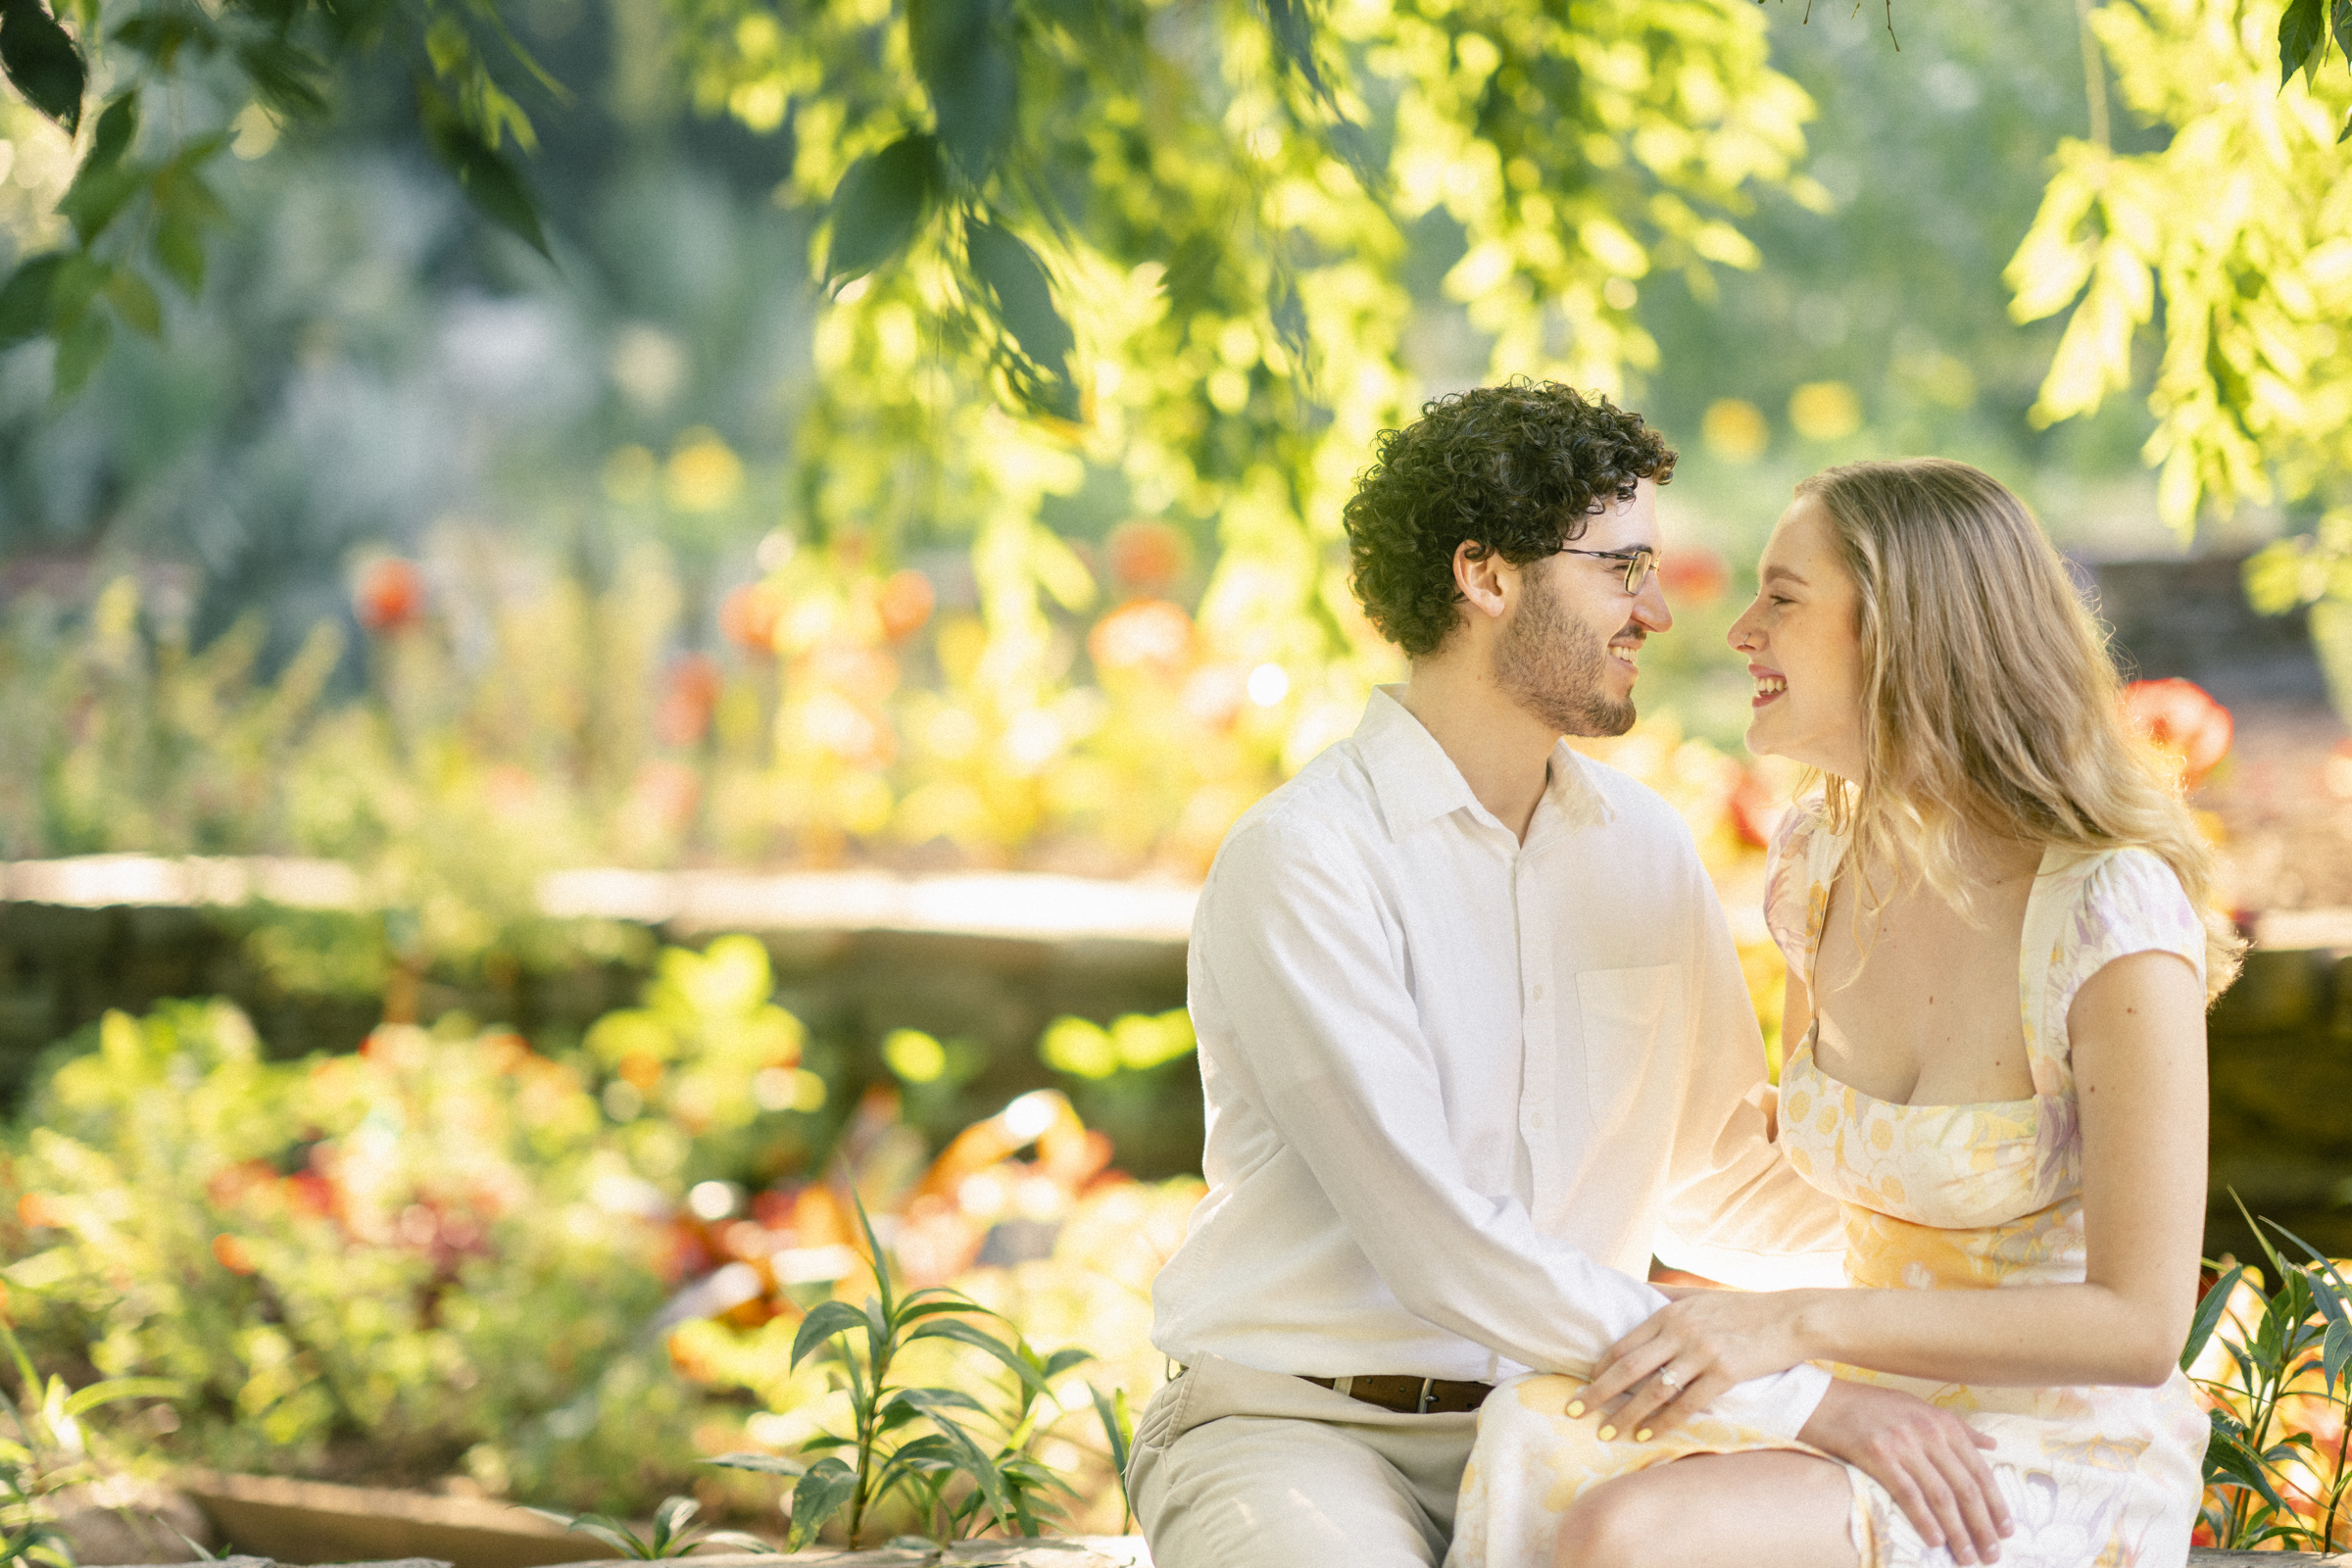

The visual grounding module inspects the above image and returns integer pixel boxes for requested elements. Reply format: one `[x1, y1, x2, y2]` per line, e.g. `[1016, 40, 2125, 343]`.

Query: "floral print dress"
[1446, 804, 2210, 1568]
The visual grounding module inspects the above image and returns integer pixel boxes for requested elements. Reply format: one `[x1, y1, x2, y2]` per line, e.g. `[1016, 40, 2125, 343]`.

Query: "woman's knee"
[1554, 1474, 1674, 1568]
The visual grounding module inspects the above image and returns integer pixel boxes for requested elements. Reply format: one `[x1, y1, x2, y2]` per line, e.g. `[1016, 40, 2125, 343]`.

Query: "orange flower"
[2122, 678, 2233, 789]
[657, 654, 723, 747]
[1659, 547, 1729, 607]
[1106, 520, 1191, 591]
[355, 558, 425, 633]
[719, 581, 789, 654]
[877, 569, 936, 644]
[211, 1234, 256, 1274]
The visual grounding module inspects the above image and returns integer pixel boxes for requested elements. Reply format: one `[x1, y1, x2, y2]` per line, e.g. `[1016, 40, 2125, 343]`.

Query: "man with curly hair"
[1127, 381, 2009, 1567]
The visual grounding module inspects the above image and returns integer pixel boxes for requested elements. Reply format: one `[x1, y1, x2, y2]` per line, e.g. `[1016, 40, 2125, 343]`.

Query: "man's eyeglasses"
[1558, 546, 1659, 596]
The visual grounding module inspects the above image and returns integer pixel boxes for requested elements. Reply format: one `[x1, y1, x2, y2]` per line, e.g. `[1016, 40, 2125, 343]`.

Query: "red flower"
[2122, 678, 2233, 789]
[1659, 547, 1729, 608]
[877, 569, 936, 644]
[355, 559, 424, 633]
[657, 654, 723, 747]
[1106, 521, 1191, 591]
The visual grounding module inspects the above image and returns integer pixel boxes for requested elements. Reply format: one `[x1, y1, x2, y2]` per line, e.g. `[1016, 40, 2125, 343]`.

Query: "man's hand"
[1798, 1378, 2013, 1565]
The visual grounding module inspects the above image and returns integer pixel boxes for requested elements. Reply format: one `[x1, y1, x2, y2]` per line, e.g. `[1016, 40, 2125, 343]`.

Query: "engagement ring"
[1656, 1368, 1683, 1391]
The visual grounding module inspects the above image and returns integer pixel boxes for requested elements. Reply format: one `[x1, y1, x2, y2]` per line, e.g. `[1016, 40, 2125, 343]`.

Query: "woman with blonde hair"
[1447, 458, 2240, 1568]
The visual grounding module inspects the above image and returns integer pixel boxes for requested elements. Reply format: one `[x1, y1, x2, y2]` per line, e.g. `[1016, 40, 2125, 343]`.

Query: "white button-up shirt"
[1152, 689, 1844, 1438]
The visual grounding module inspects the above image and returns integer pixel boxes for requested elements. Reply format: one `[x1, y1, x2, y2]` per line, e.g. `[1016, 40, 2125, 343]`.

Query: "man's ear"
[1452, 541, 1516, 623]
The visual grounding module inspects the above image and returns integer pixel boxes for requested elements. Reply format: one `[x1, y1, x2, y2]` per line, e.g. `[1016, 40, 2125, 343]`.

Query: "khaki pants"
[1127, 1355, 1481, 1568]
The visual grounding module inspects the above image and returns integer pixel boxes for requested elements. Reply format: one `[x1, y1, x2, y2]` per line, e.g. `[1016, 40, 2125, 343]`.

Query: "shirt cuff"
[1707, 1358, 1832, 1441]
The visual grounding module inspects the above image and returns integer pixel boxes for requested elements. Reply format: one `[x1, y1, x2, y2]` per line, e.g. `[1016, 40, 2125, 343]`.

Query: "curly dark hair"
[1344, 379, 1676, 658]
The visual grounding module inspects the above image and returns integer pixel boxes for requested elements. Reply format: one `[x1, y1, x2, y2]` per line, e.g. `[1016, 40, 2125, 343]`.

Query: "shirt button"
[1529, 1112, 1546, 1130]
[1532, 985, 1544, 1002]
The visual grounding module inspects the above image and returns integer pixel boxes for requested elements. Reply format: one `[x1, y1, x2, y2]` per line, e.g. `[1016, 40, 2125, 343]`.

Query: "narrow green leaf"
[2207, 1426, 2294, 1513]
[2333, 0, 2352, 61]
[790, 1298, 873, 1368]
[783, 1454, 857, 1552]
[1041, 1346, 1093, 1381]
[0, 252, 63, 347]
[907, 1315, 1050, 1397]
[965, 216, 1077, 419]
[2183, 1264, 2246, 1372]
[1256, 0, 1333, 108]
[651, 1494, 699, 1545]
[0, 0, 84, 132]
[236, 38, 327, 118]
[850, 1184, 896, 1320]
[706, 1450, 807, 1476]
[104, 264, 161, 337]
[51, 303, 108, 397]
[893, 1385, 990, 1418]
[907, 0, 1014, 177]
[2263, 1219, 2352, 1329]
[919, 1408, 1015, 1524]
[2280, 0, 2327, 86]
[1090, 1382, 1133, 1528]
[2325, 1318, 2350, 1397]
[825, 133, 938, 286]
[517, 1507, 642, 1554]
[59, 1375, 176, 1416]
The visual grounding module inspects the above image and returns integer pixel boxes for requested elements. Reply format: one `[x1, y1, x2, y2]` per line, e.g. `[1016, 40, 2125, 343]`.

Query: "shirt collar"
[1353, 687, 1612, 839]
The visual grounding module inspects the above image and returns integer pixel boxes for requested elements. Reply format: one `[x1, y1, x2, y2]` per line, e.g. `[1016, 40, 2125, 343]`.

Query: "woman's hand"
[1585, 1288, 1821, 1438]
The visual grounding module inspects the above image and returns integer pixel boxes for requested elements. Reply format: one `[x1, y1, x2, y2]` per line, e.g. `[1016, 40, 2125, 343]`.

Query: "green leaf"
[783, 1454, 857, 1552]
[1041, 1346, 1093, 1381]
[2334, 0, 2352, 60]
[915, 1407, 1014, 1525]
[965, 216, 1078, 419]
[0, 0, 84, 132]
[791, 1298, 874, 1368]
[2182, 1263, 2246, 1372]
[111, 11, 217, 67]
[2206, 1424, 2293, 1514]
[825, 133, 938, 285]
[236, 38, 328, 118]
[416, 78, 549, 257]
[891, 1385, 989, 1418]
[2279, 0, 2327, 86]
[86, 88, 135, 170]
[153, 205, 206, 295]
[517, 1507, 644, 1555]
[57, 161, 139, 245]
[1089, 1382, 1133, 1527]
[1257, 0, 1334, 110]
[907, 0, 1014, 178]
[0, 252, 63, 347]
[907, 1315, 1050, 1398]
[52, 303, 108, 397]
[59, 1375, 176, 1415]
[706, 1451, 807, 1476]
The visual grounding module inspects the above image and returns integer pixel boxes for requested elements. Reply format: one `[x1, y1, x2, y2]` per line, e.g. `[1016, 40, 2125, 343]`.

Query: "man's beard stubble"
[1493, 566, 1638, 739]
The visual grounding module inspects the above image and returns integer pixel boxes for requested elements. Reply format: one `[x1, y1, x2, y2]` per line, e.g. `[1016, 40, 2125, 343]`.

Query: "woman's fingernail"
[1634, 1428, 1653, 1443]
[1596, 1425, 1617, 1441]
[1566, 1400, 1586, 1418]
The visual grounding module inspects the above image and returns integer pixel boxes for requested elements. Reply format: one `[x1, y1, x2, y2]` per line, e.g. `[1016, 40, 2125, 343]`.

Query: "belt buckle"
[1415, 1377, 1435, 1414]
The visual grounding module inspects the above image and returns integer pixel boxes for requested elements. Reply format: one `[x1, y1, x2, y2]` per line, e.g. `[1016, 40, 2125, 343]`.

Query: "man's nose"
[1633, 573, 1673, 633]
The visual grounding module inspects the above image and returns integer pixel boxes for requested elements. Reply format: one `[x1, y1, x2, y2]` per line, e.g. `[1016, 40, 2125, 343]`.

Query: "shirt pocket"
[1577, 964, 1682, 1130]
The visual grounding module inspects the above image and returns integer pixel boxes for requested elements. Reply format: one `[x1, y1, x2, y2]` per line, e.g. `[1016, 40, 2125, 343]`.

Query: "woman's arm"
[1588, 949, 2208, 1436]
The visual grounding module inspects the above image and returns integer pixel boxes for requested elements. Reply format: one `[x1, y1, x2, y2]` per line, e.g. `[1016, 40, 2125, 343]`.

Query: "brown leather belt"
[1302, 1374, 1494, 1414]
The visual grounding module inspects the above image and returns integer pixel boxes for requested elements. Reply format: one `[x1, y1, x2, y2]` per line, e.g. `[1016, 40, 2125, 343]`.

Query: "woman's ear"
[1452, 541, 1516, 623]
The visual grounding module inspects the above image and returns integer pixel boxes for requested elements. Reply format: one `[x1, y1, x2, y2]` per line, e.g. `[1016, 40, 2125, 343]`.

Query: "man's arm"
[1199, 816, 1830, 1437]
[1652, 854, 1846, 1289]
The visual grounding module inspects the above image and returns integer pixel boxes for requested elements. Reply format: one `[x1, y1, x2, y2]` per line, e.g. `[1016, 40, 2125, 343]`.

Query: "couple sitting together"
[1124, 380, 2240, 1568]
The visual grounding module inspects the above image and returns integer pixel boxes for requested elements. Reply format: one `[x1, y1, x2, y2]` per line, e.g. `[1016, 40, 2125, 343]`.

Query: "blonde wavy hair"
[1796, 458, 2243, 1002]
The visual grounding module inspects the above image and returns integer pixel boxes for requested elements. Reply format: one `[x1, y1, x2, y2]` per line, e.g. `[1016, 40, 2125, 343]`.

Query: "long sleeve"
[1193, 814, 1833, 1438]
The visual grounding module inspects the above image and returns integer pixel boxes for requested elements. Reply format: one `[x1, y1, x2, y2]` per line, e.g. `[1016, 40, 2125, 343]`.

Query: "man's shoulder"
[1561, 746, 1704, 848]
[1216, 742, 1382, 864]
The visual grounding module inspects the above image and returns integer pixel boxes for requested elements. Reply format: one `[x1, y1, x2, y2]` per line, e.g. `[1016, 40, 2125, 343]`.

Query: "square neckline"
[1792, 833, 2061, 1113]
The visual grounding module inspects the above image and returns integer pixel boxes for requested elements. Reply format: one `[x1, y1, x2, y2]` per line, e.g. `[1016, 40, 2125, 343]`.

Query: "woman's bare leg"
[1555, 1451, 1862, 1568]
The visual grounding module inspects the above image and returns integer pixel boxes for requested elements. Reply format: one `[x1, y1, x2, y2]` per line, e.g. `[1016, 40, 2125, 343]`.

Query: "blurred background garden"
[4, 0, 2352, 1554]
